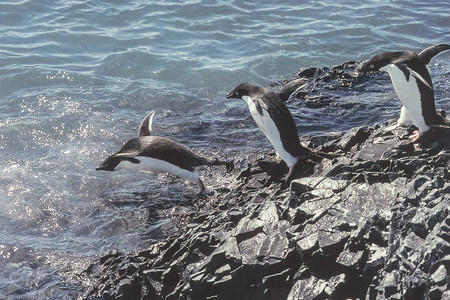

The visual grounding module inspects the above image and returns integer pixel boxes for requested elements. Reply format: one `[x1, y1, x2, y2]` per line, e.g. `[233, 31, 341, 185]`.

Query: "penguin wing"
[278, 77, 309, 102]
[262, 93, 289, 120]
[394, 63, 411, 82]
[138, 110, 155, 137]
[418, 44, 450, 64]
[401, 63, 433, 90]
[251, 97, 266, 116]
[112, 153, 141, 163]
[262, 93, 311, 157]
[395, 62, 432, 90]
[407, 66, 432, 90]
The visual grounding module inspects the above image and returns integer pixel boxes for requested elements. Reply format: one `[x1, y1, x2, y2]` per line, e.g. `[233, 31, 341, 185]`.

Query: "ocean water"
[0, 0, 449, 298]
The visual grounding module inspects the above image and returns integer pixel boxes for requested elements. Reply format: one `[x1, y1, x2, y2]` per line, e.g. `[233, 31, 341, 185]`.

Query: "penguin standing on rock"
[226, 82, 311, 181]
[96, 111, 225, 193]
[358, 44, 450, 142]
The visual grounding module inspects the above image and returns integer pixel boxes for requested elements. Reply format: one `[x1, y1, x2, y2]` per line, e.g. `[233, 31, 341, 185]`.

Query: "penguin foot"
[196, 179, 205, 194]
[282, 167, 295, 183]
[409, 130, 423, 142]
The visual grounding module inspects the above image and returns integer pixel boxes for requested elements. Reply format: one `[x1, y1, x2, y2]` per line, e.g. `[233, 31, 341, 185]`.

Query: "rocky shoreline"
[81, 64, 450, 300]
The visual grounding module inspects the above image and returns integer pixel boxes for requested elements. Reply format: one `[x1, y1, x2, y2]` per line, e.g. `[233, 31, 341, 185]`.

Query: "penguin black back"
[121, 136, 209, 170]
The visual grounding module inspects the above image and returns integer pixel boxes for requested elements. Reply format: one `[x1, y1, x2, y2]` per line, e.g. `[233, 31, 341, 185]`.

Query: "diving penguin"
[358, 44, 450, 142]
[96, 111, 225, 193]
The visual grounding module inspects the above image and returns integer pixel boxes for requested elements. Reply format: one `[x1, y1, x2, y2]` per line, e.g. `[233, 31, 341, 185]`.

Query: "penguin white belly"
[243, 96, 298, 168]
[116, 156, 200, 183]
[381, 64, 429, 132]
[398, 105, 414, 126]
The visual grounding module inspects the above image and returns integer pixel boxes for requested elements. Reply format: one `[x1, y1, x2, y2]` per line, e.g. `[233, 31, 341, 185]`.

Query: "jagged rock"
[288, 276, 328, 300]
[337, 250, 366, 269]
[82, 64, 450, 300]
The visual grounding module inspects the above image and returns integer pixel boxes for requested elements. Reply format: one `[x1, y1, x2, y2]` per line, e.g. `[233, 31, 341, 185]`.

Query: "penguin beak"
[96, 159, 114, 171]
[225, 92, 233, 99]
[356, 62, 366, 75]
[96, 164, 108, 171]
[96, 155, 124, 171]
[357, 61, 377, 75]
[356, 67, 368, 77]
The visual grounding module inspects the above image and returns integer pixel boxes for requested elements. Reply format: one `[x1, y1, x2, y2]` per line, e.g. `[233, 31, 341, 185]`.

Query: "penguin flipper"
[394, 63, 411, 82]
[196, 178, 205, 194]
[113, 153, 141, 164]
[252, 98, 265, 116]
[405, 65, 433, 90]
[395, 62, 433, 90]
[418, 44, 450, 64]
[278, 77, 309, 102]
[138, 110, 155, 137]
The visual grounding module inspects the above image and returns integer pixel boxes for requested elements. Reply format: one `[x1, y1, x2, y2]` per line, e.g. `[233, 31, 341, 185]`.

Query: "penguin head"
[226, 82, 261, 100]
[359, 51, 414, 75]
[97, 139, 143, 172]
[96, 155, 122, 171]
[359, 53, 392, 74]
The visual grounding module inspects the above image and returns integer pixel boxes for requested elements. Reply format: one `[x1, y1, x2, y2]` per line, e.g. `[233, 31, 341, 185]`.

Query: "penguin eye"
[370, 64, 374, 69]
[234, 91, 238, 96]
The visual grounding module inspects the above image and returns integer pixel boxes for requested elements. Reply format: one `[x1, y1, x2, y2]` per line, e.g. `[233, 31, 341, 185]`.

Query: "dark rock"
[317, 225, 350, 250]
[337, 126, 373, 151]
[288, 276, 328, 299]
[228, 208, 244, 225]
[383, 272, 399, 298]
[336, 250, 365, 269]
[82, 63, 450, 300]
[99, 250, 121, 265]
[286, 208, 308, 225]
[430, 264, 446, 286]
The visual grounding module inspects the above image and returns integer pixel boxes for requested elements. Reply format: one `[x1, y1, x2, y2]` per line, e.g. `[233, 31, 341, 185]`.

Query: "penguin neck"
[242, 95, 252, 105]
[380, 64, 396, 77]
[380, 64, 412, 104]
[380, 64, 412, 85]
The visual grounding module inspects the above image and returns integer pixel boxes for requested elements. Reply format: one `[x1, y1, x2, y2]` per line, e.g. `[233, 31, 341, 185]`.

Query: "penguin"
[226, 82, 311, 181]
[358, 44, 450, 142]
[96, 111, 223, 193]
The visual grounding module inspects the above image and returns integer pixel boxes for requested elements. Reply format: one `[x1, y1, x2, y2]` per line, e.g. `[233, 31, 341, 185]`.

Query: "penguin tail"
[418, 44, 450, 64]
[427, 109, 448, 126]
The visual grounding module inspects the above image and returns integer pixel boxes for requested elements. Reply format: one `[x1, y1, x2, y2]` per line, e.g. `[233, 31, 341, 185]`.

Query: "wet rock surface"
[82, 64, 450, 300]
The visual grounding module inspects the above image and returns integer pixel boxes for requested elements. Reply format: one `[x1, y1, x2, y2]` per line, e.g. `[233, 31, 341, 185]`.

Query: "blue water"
[0, 0, 449, 298]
